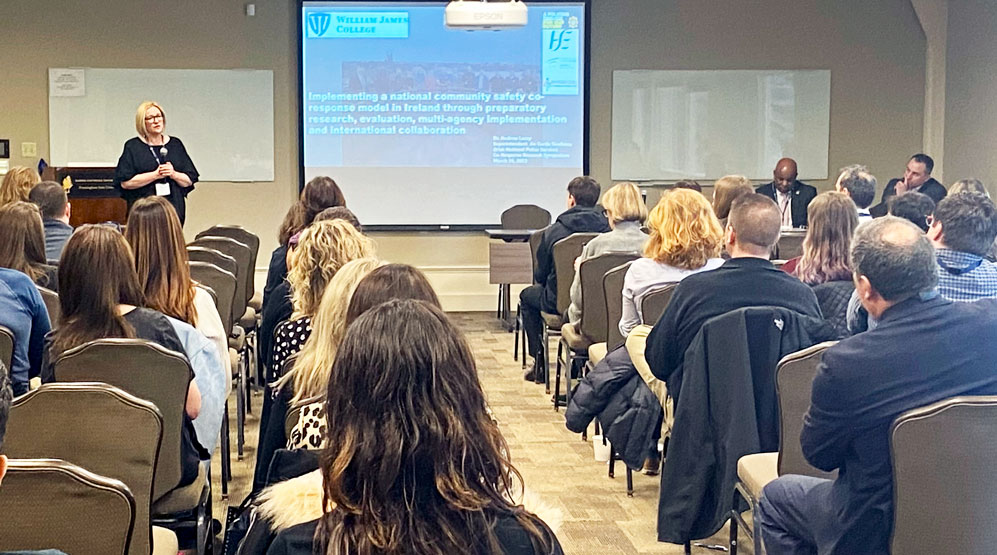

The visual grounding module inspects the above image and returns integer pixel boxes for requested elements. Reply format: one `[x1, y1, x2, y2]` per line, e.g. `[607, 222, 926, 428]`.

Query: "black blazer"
[756, 181, 818, 228]
[869, 177, 947, 217]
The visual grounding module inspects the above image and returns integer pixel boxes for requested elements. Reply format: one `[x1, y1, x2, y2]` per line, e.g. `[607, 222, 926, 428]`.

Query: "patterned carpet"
[212, 312, 746, 554]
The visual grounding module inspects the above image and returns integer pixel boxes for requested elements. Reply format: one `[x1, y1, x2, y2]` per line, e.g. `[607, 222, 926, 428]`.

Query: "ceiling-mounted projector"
[445, 0, 528, 29]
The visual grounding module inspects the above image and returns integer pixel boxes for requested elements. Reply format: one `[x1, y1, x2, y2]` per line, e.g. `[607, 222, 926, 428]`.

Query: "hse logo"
[307, 12, 331, 36]
[547, 29, 571, 51]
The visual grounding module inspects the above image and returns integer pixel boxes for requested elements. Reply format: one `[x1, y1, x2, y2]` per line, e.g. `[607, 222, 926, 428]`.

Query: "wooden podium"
[41, 167, 128, 226]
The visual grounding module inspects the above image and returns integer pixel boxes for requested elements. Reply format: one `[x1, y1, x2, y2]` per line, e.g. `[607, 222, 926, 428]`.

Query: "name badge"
[155, 181, 171, 196]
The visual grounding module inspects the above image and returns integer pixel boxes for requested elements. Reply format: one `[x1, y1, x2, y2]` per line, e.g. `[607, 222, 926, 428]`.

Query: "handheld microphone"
[159, 146, 168, 160]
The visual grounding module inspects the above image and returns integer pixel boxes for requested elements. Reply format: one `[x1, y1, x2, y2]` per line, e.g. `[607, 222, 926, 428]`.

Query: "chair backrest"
[775, 342, 838, 479]
[552, 233, 599, 315]
[528, 227, 547, 280]
[602, 262, 633, 351]
[189, 261, 238, 334]
[5, 383, 163, 555]
[639, 283, 679, 326]
[52, 339, 192, 502]
[188, 236, 250, 320]
[501, 204, 551, 230]
[38, 286, 60, 326]
[187, 245, 238, 277]
[891, 396, 997, 554]
[0, 325, 12, 373]
[578, 252, 640, 342]
[0, 459, 135, 555]
[196, 225, 260, 303]
[774, 229, 806, 260]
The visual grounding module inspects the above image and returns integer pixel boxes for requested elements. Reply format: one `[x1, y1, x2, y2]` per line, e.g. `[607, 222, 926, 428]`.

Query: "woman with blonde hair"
[711, 174, 754, 226]
[0, 201, 59, 290]
[114, 101, 199, 224]
[566, 182, 648, 328]
[0, 166, 41, 208]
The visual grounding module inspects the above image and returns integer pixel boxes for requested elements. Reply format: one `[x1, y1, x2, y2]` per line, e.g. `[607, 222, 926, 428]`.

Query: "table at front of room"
[486, 229, 535, 331]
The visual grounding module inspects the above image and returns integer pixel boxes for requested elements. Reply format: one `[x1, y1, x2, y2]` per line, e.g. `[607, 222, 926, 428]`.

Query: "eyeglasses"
[145, 115, 164, 122]
[926, 215, 934, 227]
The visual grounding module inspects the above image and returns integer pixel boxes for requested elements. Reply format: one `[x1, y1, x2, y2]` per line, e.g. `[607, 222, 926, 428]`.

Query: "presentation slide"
[301, 1, 587, 227]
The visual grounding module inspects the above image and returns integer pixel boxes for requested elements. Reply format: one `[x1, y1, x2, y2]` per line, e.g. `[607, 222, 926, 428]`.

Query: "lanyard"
[149, 146, 164, 165]
[938, 257, 983, 276]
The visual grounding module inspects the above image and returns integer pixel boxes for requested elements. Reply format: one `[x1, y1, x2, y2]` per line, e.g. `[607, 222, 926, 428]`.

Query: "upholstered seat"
[737, 452, 779, 498]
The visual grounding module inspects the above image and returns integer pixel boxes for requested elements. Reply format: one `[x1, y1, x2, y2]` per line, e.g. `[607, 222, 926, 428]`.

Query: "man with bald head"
[756, 158, 818, 228]
[645, 194, 821, 393]
[757, 216, 997, 555]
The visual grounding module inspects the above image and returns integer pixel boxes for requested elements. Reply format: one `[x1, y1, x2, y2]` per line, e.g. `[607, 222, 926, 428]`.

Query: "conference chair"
[587, 261, 634, 370]
[53, 339, 213, 555]
[729, 342, 837, 555]
[498, 205, 551, 322]
[0, 325, 12, 372]
[555, 252, 639, 410]
[514, 227, 548, 367]
[535, 233, 598, 390]
[4, 383, 164, 555]
[639, 283, 679, 326]
[187, 245, 239, 278]
[0, 459, 136, 555]
[196, 225, 261, 308]
[891, 395, 997, 554]
[38, 286, 60, 326]
[773, 229, 806, 260]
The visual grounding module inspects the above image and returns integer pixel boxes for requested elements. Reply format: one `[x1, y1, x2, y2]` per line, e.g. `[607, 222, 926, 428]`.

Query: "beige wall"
[944, 0, 997, 195]
[2, 0, 926, 309]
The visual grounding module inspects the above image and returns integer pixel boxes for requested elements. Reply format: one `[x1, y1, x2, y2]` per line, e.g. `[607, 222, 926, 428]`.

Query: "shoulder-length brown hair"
[0, 201, 50, 283]
[0, 166, 41, 208]
[711, 175, 753, 220]
[277, 176, 347, 245]
[318, 299, 557, 555]
[644, 189, 723, 270]
[125, 196, 198, 325]
[796, 192, 858, 285]
[51, 225, 144, 357]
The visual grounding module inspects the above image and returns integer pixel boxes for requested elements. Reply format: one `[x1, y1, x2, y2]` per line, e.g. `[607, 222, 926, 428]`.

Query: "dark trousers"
[520, 284, 546, 357]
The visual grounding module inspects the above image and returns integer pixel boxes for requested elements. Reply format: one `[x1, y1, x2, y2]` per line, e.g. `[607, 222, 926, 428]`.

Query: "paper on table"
[49, 68, 86, 97]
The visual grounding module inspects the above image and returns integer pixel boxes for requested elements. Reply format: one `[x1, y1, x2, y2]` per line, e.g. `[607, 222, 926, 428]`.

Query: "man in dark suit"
[520, 176, 609, 380]
[757, 216, 997, 555]
[869, 153, 947, 217]
[755, 158, 818, 228]
[645, 193, 821, 397]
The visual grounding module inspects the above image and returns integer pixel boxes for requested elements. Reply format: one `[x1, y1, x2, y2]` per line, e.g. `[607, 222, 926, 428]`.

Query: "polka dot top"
[271, 316, 313, 379]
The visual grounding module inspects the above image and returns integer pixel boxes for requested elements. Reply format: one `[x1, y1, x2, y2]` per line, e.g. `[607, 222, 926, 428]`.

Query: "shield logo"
[308, 13, 331, 36]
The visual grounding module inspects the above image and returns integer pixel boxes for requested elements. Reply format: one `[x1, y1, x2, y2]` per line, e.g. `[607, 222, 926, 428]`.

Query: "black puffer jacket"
[564, 346, 663, 470]
[535, 205, 610, 312]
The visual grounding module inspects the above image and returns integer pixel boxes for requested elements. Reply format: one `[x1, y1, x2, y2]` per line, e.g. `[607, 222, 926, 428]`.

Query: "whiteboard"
[49, 68, 274, 182]
[612, 70, 830, 182]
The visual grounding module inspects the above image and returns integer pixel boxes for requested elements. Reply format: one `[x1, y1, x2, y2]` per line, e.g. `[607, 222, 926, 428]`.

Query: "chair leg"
[220, 403, 231, 498]
[684, 541, 691, 554]
[497, 285, 503, 319]
[608, 444, 616, 479]
[543, 327, 551, 393]
[729, 508, 739, 555]
[236, 355, 245, 460]
[513, 305, 520, 362]
[553, 340, 563, 411]
[626, 466, 633, 497]
[242, 346, 252, 415]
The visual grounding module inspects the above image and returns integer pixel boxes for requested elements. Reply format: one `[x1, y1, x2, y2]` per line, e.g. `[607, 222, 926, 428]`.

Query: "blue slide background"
[302, 2, 585, 169]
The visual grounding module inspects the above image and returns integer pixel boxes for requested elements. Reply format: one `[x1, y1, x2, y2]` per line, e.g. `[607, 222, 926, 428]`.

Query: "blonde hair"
[287, 219, 376, 317]
[278, 257, 384, 404]
[0, 166, 41, 208]
[950, 178, 989, 198]
[796, 192, 857, 285]
[643, 188, 723, 270]
[601, 182, 647, 225]
[135, 101, 165, 138]
[712, 175, 753, 219]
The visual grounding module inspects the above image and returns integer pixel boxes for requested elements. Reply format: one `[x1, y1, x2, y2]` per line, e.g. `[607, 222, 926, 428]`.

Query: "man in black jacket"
[520, 176, 609, 380]
[755, 158, 818, 229]
[869, 153, 946, 217]
[645, 194, 821, 398]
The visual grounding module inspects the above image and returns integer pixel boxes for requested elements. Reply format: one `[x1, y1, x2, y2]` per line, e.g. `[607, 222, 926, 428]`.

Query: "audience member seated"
[871, 153, 946, 217]
[711, 174, 753, 228]
[673, 179, 702, 192]
[28, 181, 73, 262]
[833, 164, 876, 222]
[887, 191, 935, 232]
[567, 187, 725, 474]
[312, 205, 361, 231]
[42, 225, 207, 487]
[0, 267, 50, 396]
[252, 257, 383, 494]
[0, 166, 41, 209]
[520, 176, 609, 380]
[646, 194, 822, 399]
[0, 202, 59, 291]
[125, 196, 229, 450]
[782, 192, 859, 339]
[566, 181, 648, 329]
[949, 179, 997, 261]
[757, 216, 997, 555]
[926, 192, 997, 301]
[265, 300, 563, 554]
[755, 158, 818, 228]
[260, 176, 346, 377]
[247, 265, 443, 548]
